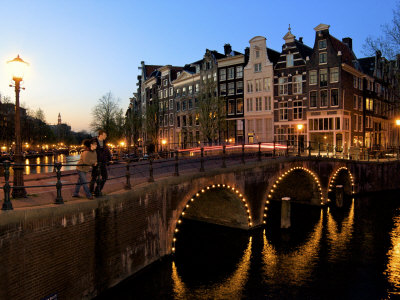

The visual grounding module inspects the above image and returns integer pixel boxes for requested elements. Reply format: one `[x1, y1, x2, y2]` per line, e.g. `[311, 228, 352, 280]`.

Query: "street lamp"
[161, 139, 167, 152]
[7, 55, 29, 198]
[297, 124, 303, 156]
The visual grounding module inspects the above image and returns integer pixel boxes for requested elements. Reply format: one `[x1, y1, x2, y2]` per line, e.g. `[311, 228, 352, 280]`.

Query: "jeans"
[90, 163, 108, 195]
[73, 170, 91, 197]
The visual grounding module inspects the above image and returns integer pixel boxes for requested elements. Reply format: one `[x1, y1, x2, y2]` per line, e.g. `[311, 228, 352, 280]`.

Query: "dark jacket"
[95, 138, 112, 163]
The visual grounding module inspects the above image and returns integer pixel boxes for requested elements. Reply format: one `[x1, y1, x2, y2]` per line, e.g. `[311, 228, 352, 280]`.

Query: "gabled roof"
[267, 47, 281, 64]
[144, 65, 162, 78]
[294, 40, 313, 60]
[329, 36, 357, 65]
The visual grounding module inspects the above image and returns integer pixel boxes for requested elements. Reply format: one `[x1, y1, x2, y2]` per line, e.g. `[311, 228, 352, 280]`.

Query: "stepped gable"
[294, 39, 313, 60]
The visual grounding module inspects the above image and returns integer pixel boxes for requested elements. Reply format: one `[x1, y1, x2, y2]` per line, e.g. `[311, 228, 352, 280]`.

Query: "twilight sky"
[0, 0, 397, 132]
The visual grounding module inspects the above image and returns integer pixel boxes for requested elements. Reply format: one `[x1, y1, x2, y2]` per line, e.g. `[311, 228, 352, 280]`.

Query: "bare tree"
[91, 91, 122, 142]
[125, 103, 142, 154]
[363, 2, 400, 59]
[198, 79, 226, 144]
[35, 108, 46, 122]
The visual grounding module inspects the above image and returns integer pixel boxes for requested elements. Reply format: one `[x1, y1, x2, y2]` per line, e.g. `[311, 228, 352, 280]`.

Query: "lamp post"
[297, 124, 303, 156]
[7, 55, 29, 198]
[161, 139, 167, 152]
[396, 119, 400, 157]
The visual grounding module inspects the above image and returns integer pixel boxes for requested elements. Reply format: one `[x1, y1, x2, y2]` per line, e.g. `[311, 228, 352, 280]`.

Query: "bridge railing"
[1, 140, 399, 210]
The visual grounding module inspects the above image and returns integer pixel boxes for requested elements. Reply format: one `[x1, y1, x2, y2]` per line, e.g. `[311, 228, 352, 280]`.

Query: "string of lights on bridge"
[171, 183, 252, 253]
[328, 167, 355, 195]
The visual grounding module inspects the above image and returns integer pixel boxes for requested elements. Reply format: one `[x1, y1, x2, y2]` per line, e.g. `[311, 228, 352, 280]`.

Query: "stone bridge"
[0, 157, 399, 299]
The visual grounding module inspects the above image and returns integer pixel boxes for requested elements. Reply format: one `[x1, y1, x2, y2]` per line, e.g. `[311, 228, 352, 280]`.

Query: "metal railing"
[1, 140, 399, 211]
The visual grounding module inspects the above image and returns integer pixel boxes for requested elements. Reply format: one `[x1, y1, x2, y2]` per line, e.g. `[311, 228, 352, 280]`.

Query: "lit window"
[293, 75, 302, 94]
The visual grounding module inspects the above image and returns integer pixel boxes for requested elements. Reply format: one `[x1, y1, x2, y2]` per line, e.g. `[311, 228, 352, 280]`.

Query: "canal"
[22, 153, 80, 175]
[96, 191, 400, 299]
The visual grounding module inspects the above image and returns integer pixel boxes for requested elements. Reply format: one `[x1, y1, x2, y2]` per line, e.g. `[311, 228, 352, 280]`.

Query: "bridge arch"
[262, 166, 324, 224]
[171, 183, 252, 253]
[327, 167, 355, 200]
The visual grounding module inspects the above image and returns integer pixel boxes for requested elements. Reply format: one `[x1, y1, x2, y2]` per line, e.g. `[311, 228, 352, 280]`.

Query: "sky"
[0, 0, 397, 132]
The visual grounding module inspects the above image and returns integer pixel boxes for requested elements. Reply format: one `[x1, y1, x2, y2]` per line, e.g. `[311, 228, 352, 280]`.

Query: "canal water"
[96, 191, 400, 299]
[22, 153, 80, 175]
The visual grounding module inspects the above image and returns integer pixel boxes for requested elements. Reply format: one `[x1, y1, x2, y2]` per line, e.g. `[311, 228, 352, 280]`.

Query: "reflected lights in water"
[386, 209, 400, 293]
[262, 210, 323, 286]
[326, 199, 355, 261]
[172, 236, 252, 300]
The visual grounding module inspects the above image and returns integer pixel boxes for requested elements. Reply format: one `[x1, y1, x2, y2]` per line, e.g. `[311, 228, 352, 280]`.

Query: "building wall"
[244, 36, 274, 143]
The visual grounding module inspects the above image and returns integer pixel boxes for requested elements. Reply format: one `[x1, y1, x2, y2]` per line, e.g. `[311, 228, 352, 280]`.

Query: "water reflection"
[20, 153, 79, 175]
[326, 199, 355, 261]
[172, 236, 252, 299]
[386, 209, 400, 293]
[262, 210, 323, 286]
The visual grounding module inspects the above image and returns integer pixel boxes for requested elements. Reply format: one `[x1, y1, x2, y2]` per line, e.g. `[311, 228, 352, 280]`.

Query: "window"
[195, 83, 199, 93]
[195, 114, 199, 126]
[264, 77, 271, 91]
[228, 82, 235, 95]
[165, 115, 168, 126]
[158, 90, 162, 99]
[358, 96, 362, 111]
[195, 98, 199, 108]
[254, 63, 262, 72]
[331, 89, 339, 106]
[236, 81, 243, 94]
[335, 118, 340, 130]
[330, 67, 339, 83]
[228, 67, 235, 80]
[256, 97, 262, 111]
[353, 95, 358, 109]
[319, 39, 327, 49]
[255, 79, 262, 92]
[188, 85, 193, 94]
[169, 99, 173, 110]
[319, 52, 327, 64]
[177, 116, 180, 127]
[247, 81, 253, 93]
[163, 79, 168, 86]
[279, 102, 288, 120]
[320, 69, 328, 87]
[359, 115, 362, 131]
[247, 98, 253, 112]
[228, 99, 235, 115]
[169, 87, 174, 96]
[264, 96, 272, 111]
[219, 69, 226, 81]
[309, 70, 317, 85]
[220, 84, 226, 96]
[176, 88, 181, 97]
[170, 113, 174, 126]
[236, 66, 243, 78]
[188, 115, 193, 126]
[286, 53, 294, 67]
[310, 91, 317, 107]
[320, 90, 328, 107]
[213, 72, 217, 82]
[353, 76, 358, 88]
[366, 98, 374, 111]
[293, 75, 302, 94]
[256, 50, 260, 58]
[183, 115, 186, 127]
[182, 87, 186, 96]
[237, 98, 244, 113]
[293, 100, 302, 119]
[182, 100, 187, 111]
[188, 99, 193, 109]
[176, 101, 180, 112]
[279, 77, 288, 95]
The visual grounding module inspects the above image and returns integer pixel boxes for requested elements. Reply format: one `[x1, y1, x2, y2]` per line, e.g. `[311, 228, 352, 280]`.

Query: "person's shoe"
[72, 194, 80, 198]
[86, 195, 94, 200]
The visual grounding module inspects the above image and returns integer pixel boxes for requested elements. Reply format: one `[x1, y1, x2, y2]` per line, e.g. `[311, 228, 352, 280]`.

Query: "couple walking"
[73, 129, 112, 199]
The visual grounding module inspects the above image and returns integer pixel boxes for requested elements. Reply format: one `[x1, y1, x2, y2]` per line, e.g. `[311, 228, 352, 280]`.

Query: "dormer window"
[256, 50, 260, 58]
[286, 53, 294, 67]
[319, 39, 327, 49]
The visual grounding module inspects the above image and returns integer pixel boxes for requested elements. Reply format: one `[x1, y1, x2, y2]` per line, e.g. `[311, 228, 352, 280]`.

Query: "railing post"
[285, 140, 289, 157]
[95, 162, 102, 197]
[241, 143, 245, 164]
[2, 161, 12, 210]
[318, 143, 321, 157]
[174, 150, 179, 176]
[273, 140, 276, 157]
[222, 144, 227, 168]
[200, 147, 205, 172]
[148, 156, 154, 182]
[258, 142, 262, 161]
[55, 162, 64, 204]
[125, 161, 131, 190]
[308, 141, 311, 157]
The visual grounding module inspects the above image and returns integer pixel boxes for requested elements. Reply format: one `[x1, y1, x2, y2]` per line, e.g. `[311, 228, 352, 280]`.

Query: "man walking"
[90, 129, 112, 196]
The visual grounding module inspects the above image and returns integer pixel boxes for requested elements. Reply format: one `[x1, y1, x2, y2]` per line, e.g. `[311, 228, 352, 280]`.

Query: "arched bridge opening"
[171, 184, 252, 254]
[328, 167, 355, 202]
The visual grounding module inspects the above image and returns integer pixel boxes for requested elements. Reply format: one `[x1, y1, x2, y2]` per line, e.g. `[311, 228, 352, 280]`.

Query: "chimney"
[299, 37, 303, 44]
[342, 37, 352, 50]
[224, 43, 232, 56]
[245, 47, 250, 58]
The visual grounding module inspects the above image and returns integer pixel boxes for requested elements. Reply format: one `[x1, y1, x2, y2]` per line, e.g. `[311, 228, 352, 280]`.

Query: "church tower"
[58, 113, 61, 125]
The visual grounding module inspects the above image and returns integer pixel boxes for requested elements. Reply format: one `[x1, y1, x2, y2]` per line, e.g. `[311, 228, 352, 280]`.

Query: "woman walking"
[73, 139, 98, 199]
